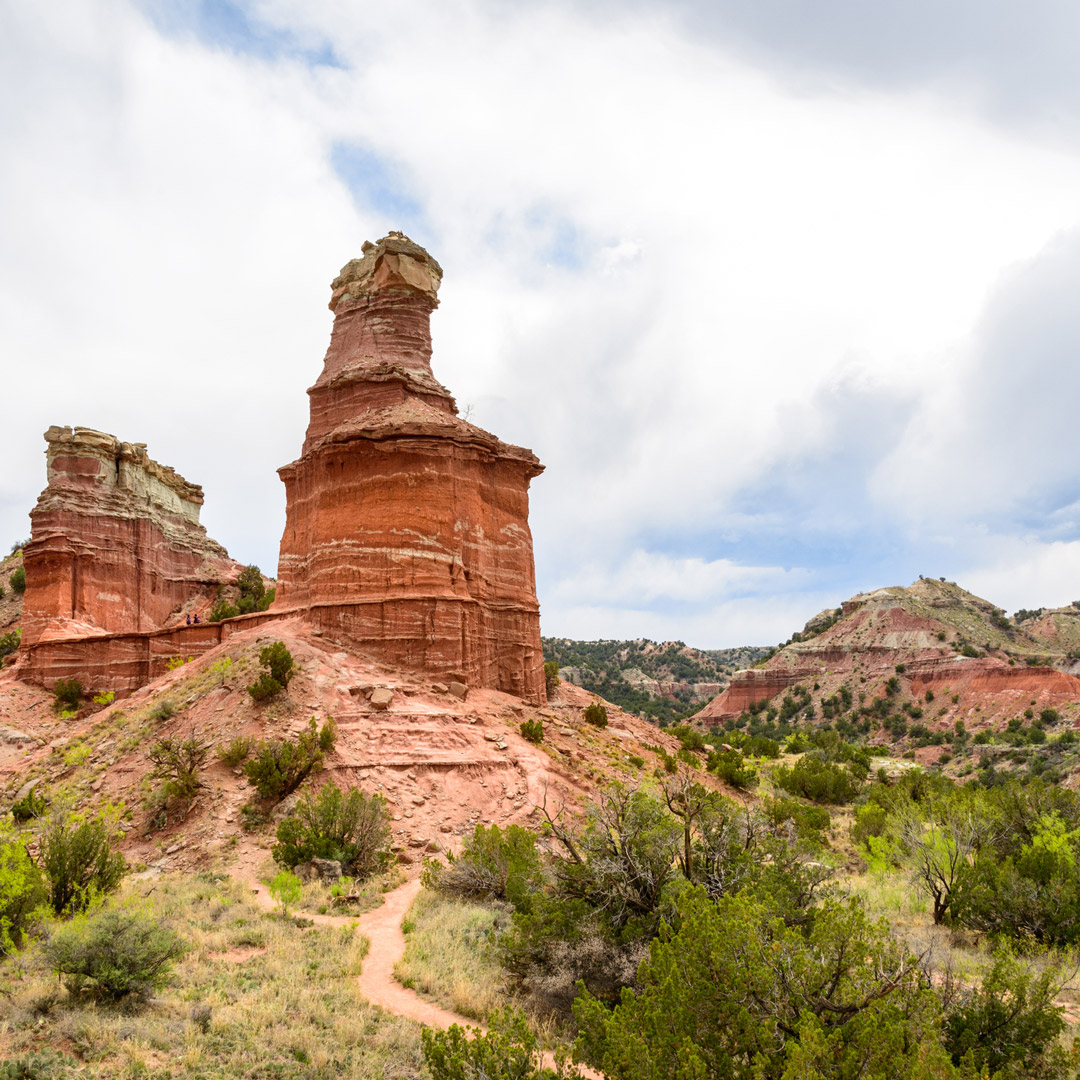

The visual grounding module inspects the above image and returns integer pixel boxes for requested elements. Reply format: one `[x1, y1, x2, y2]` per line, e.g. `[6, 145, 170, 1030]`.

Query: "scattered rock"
[448, 681, 468, 701]
[370, 687, 394, 711]
[432, 682, 449, 693]
[295, 857, 343, 883]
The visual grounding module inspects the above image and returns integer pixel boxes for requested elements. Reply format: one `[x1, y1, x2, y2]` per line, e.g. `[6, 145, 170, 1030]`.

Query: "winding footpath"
[241, 871, 599, 1076]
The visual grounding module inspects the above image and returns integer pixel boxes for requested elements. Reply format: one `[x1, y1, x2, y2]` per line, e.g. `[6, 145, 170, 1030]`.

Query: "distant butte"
[275, 233, 546, 702]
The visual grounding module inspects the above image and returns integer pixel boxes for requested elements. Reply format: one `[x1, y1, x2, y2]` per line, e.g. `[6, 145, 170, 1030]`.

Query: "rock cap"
[329, 232, 443, 312]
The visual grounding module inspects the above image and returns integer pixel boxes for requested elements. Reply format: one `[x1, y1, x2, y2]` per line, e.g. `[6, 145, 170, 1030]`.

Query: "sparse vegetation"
[273, 782, 391, 879]
[218, 734, 253, 767]
[246, 640, 296, 701]
[51, 678, 82, 712]
[0, 629, 20, 659]
[243, 717, 336, 801]
[582, 702, 607, 728]
[38, 808, 126, 916]
[519, 718, 544, 743]
[8, 565, 25, 594]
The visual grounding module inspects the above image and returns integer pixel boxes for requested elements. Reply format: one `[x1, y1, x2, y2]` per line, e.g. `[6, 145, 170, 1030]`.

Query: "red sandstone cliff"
[275, 234, 546, 701]
[21, 426, 243, 648]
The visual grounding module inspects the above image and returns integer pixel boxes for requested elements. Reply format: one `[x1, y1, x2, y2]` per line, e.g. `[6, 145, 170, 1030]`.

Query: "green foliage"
[51, 678, 82, 712]
[247, 640, 296, 702]
[273, 782, 391, 879]
[544, 660, 560, 700]
[423, 822, 541, 912]
[148, 730, 211, 807]
[43, 903, 187, 1000]
[706, 747, 758, 789]
[942, 949, 1072, 1078]
[38, 808, 126, 915]
[235, 564, 265, 615]
[267, 870, 302, 917]
[582, 702, 608, 728]
[218, 735, 253, 767]
[148, 699, 176, 722]
[91, 689, 114, 707]
[773, 754, 862, 804]
[11, 786, 48, 823]
[0, 629, 20, 659]
[0, 829, 47, 955]
[164, 654, 192, 672]
[0, 1049, 76, 1079]
[520, 718, 544, 743]
[1040, 707, 1060, 725]
[8, 566, 25, 594]
[209, 657, 234, 685]
[243, 718, 334, 801]
[423, 1006, 579, 1080]
[208, 599, 239, 622]
[573, 887, 952, 1080]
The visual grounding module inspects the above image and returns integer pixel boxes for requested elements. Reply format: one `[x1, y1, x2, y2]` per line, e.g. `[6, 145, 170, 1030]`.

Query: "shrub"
[218, 735, 253, 767]
[243, 718, 335, 801]
[43, 904, 186, 1000]
[51, 678, 82, 712]
[544, 660, 560, 700]
[11, 786, 47, 823]
[520, 718, 544, 743]
[671, 725, 706, 752]
[148, 731, 211, 804]
[1040, 708, 1060, 726]
[706, 748, 758, 790]
[148, 699, 176, 722]
[8, 539, 29, 555]
[164, 655, 192, 672]
[8, 566, 25, 594]
[209, 657, 234, 685]
[209, 599, 239, 623]
[0, 830, 47, 955]
[0, 1050, 76, 1079]
[273, 782, 391, 879]
[422, 1007, 557, 1080]
[247, 640, 296, 701]
[91, 689, 114, 707]
[422, 823, 541, 912]
[38, 809, 126, 915]
[0, 629, 19, 659]
[268, 870, 302, 917]
[583, 702, 608, 728]
[773, 755, 861, 804]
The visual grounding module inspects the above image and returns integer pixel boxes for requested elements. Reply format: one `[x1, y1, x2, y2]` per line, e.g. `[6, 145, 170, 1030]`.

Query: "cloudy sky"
[4, 0, 1080, 648]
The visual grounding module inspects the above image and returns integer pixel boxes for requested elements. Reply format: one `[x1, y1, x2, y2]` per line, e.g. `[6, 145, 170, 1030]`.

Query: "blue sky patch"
[330, 142, 427, 236]
[141, 0, 344, 67]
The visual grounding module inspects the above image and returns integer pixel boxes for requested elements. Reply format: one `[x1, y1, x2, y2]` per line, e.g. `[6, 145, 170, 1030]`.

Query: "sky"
[3, 0, 1080, 648]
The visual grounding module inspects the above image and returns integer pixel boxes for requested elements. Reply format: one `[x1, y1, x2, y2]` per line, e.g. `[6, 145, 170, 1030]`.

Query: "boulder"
[370, 687, 394, 710]
[295, 857, 343, 883]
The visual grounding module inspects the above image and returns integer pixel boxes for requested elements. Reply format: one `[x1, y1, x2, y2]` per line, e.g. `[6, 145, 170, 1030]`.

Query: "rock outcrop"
[275, 234, 546, 701]
[21, 426, 243, 648]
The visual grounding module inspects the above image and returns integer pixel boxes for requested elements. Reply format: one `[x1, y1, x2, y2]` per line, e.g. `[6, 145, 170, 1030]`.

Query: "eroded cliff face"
[21, 426, 242, 647]
[276, 234, 546, 701]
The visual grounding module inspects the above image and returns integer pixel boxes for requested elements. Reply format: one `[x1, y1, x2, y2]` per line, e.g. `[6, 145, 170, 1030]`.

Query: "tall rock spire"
[276, 234, 545, 701]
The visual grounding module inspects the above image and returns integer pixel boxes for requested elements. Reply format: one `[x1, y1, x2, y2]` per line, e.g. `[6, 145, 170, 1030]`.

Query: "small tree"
[8, 566, 25, 594]
[247, 641, 296, 701]
[244, 718, 335, 801]
[236, 565, 266, 614]
[520, 718, 544, 743]
[544, 660, 560, 700]
[148, 731, 211, 806]
[273, 782, 391, 879]
[422, 823, 542, 911]
[38, 809, 126, 915]
[0, 829, 47, 956]
[52, 678, 82, 712]
[268, 870, 302, 918]
[583, 702, 608, 728]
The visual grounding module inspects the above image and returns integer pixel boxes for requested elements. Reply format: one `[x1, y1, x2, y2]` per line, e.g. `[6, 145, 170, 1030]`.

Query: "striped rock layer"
[275, 233, 546, 702]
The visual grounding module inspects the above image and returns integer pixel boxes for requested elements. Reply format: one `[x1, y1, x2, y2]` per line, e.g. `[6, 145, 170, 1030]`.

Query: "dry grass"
[0, 872, 425, 1079]
[395, 888, 511, 1022]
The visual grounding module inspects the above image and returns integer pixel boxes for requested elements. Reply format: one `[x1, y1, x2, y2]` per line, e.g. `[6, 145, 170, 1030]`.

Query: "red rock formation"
[21, 426, 243, 649]
[275, 234, 546, 701]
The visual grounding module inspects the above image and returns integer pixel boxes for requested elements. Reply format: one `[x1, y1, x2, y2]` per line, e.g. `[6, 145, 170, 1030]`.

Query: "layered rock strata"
[276, 233, 546, 701]
[21, 426, 243, 649]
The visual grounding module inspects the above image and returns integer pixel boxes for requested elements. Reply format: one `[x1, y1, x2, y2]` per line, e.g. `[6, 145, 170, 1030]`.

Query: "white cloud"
[962, 539, 1080, 614]
[4, 0, 1080, 643]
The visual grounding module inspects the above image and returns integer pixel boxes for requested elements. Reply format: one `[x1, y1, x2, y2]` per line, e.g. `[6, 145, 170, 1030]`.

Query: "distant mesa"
[15, 234, 546, 703]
